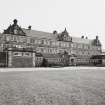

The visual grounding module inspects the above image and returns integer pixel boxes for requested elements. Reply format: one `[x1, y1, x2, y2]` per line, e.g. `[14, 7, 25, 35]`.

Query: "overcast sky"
[0, 0, 105, 49]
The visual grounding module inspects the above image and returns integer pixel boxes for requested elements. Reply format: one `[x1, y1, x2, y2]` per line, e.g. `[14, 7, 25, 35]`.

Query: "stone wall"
[12, 57, 33, 67]
[0, 52, 6, 67]
[7, 50, 36, 68]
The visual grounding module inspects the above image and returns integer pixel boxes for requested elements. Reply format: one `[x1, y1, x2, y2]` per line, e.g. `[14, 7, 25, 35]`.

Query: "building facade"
[0, 19, 102, 67]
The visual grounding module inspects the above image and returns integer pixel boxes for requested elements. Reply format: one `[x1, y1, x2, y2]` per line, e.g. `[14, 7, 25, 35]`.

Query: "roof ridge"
[22, 28, 53, 34]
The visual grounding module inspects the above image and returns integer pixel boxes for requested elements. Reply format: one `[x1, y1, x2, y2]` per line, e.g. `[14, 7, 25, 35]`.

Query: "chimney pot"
[28, 25, 32, 30]
[81, 36, 84, 39]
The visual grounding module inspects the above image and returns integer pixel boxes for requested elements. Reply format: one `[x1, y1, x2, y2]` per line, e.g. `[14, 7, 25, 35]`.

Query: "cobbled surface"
[0, 68, 105, 105]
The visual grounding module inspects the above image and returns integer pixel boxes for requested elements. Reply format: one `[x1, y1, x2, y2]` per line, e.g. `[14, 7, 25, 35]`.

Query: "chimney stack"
[28, 25, 32, 30]
[81, 36, 84, 39]
[53, 30, 57, 34]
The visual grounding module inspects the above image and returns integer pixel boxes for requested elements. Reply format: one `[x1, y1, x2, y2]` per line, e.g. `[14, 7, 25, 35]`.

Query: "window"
[51, 41, 56, 46]
[56, 42, 59, 46]
[73, 43, 77, 48]
[19, 36, 25, 42]
[6, 35, 11, 41]
[71, 43, 77, 48]
[46, 40, 50, 46]
[13, 52, 22, 56]
[30, 38, 35, 44]
[27, 38, 30, 43]
[78, 44, 82, 49]
[35, 40, 42, 44]
[71, 43, 73, 48]
[66, 43, 69, 47]
[23, 52, 31, 57]
[49, 48, 52, 54]
[36, 47, 41, 52]
[43, 49, 47, 53]
[14, 29, 18, 34]
[38, 40, 42, 44]
[97, 47, 101, 51]
[56, 49, 59, 53]
[15, 45, 23, 48]
[41, 40, 45, 44]
[84, 45, 88, 49]
[40, 48, 44, 53]
[43, 40, 47, 45]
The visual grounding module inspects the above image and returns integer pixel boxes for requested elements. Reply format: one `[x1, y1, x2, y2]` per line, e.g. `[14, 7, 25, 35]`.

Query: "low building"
[0, 19, 102, 67]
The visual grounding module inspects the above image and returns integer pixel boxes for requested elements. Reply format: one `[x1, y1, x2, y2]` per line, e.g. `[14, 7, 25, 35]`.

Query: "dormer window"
[14, 29, 18, 34]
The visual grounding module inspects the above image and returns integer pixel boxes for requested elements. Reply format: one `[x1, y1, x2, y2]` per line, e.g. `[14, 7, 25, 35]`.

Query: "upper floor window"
[66, 43, 69, 47]
[23, 52, 31, 57]
[71, 43, 73, 48]
[6, 35, 11, 42]
[36, 47, 41, 53]
[30, 38, 35, 44]
[56, 42, 60, 46]
[51, 41, 56, 46]
[78, 44, 82, 49]
[27, 38, 30, 43]
[13, 52, 22, 56]
[83, 44, 89, 49]
[43, 40, 47, 45]
[97, 47, 101, 51]
[46, 40, 51, 46]
[72, 43, 77, 48]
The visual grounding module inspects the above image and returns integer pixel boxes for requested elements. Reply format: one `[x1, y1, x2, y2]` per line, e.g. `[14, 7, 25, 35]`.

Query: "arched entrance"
[69, 54, 76, 66]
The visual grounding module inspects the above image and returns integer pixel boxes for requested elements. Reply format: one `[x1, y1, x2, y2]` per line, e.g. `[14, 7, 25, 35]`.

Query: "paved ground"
[0, 67, 105, 105]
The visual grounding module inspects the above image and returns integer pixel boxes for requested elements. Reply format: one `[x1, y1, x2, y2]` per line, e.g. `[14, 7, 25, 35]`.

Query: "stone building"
[0, 19, 102, 67]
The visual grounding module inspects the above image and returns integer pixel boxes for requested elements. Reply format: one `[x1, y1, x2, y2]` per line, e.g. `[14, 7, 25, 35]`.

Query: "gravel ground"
[0, 68, 105, 105]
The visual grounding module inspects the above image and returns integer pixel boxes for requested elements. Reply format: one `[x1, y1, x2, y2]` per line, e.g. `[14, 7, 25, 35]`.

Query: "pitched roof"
[22, 28, 93, 44]
[22, 28, 56, 40]
[42, 54, 61, 59]
[72, 37, 92, 44]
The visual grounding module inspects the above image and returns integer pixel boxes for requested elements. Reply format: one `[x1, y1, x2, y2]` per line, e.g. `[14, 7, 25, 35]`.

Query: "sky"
[0, 0, 105, 49]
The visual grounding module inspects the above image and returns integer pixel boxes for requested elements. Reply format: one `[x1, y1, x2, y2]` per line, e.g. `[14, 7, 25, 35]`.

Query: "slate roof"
[22, 28, 93, 44]
[72, 37, 92, 44]
[22, 28, 56, 40]
[42, 54, 62, 59]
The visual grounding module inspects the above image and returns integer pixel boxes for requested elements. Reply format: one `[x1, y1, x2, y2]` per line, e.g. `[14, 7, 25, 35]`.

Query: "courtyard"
[0, 67, 105, 105]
